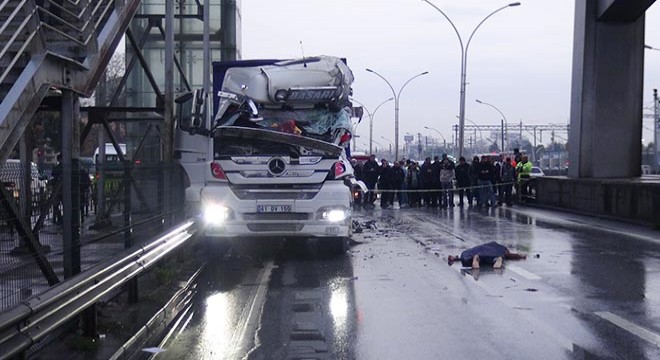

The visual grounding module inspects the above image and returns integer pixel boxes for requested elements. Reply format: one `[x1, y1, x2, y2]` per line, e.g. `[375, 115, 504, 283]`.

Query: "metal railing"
[0, 162, 188, 308]
[0, 0, 37, 86]
[0, 219, 197, 359]
[0, 0, 140, 164]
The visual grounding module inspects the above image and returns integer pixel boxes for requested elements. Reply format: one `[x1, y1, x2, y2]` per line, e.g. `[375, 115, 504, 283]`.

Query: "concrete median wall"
[536, 177, 660, 227]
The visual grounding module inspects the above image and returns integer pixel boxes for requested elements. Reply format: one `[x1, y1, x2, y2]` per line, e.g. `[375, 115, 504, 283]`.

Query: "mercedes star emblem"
[267, 157, 287, 176]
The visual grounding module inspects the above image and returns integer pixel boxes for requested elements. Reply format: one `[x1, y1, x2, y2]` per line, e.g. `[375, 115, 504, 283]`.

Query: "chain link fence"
[0, 160, 186, 312]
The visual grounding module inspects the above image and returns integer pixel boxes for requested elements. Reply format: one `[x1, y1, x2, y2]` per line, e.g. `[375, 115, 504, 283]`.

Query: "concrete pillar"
[568, 0, 647, 178]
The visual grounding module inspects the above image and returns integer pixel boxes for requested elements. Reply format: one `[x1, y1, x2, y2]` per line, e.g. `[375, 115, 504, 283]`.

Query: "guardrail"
[0, 219, 198, 359]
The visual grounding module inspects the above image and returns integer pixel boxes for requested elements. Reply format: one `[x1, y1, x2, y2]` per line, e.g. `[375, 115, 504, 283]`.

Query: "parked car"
[529, 166, 545, 178]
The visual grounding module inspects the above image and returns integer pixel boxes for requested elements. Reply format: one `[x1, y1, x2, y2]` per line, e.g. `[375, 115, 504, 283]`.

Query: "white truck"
[175, 56, 357, 254]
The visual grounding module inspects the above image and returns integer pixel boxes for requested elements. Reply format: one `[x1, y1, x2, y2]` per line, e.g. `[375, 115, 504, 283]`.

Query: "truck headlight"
[203, 204, 232, 225]
[319, 208, 349, 222]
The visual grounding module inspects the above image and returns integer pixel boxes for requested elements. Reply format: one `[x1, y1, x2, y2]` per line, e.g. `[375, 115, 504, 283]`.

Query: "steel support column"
[61, 90, 81, 278]
[163, 0, 174, 226]
[18, 134, 31, 250]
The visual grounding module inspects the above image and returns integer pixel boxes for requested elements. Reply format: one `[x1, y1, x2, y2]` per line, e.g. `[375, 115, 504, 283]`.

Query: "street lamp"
[645, 44, 660, 51]
[476, 99, 509, 152]
[351, 97, 394, 155]
[424, 126, 448, 154]
[366, 68, 429, 161]
[423, 0, 521, 158]
[371, 139, 384, 157]
[381, 136, 394, 158]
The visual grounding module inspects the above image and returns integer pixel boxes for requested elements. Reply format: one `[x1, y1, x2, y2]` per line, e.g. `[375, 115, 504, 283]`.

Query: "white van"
[93, 143, 127, 164]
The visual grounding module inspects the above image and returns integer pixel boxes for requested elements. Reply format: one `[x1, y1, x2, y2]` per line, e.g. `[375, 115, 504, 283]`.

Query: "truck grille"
[243, 213, 309, 221]
[247, 224, 304, 232]
[230, 185, 321, 200]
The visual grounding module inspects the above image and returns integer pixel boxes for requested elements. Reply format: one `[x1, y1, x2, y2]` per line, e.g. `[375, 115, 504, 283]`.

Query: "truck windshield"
[219, 107, 352, 143]
[214, 137, 329, 158]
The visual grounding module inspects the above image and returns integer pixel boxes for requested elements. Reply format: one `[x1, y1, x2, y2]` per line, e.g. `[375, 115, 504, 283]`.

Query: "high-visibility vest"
[516, 161, 532, 180]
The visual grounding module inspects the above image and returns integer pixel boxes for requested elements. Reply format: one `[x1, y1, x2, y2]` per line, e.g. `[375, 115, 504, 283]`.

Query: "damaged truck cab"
[175, 56, 356, 254]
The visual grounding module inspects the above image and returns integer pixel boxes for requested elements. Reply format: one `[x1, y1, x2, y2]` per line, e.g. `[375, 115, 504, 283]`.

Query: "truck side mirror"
[176, 89, 207, 134]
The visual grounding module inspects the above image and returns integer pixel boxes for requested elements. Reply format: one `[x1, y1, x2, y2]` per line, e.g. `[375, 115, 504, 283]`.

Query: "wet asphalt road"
[158, 205, 660, 360]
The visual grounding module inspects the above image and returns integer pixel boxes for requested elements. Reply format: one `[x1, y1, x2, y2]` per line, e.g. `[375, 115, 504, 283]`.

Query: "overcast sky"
[241, 1, 660, 152]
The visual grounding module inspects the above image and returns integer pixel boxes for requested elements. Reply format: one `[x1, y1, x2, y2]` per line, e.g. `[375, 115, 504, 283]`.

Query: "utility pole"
[654, 89, 659, 173]
[501, 119, 505, 153]
[533, 125, 538, 164]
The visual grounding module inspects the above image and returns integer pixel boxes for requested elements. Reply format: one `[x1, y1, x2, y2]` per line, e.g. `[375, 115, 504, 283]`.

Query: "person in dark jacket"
[469, 156, 481, 206]
[387, 161, 405, 206]
[362, 155, 379, 206]
[499, 157, 516, 206]
[351, 159, 363, 181]
[454, 157, 471, 206]
[438, 154, 455, 208]
[50, 154, 63, 225]
[477, 156, 498, 207]
[420, 157, 433, 207]
[429, 156, 442, 207]
[493, 161, 502, 201]
[80, 166, 92, 218]
[447, 241, 527, 269]
[406, 161, 422, 207]
[378, 159, 391, 208]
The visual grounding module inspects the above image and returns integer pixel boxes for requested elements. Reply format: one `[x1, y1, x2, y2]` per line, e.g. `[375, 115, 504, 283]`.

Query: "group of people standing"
[352, 153, 534, 209]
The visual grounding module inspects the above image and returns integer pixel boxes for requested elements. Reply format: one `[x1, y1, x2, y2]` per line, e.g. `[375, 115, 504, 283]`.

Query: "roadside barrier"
[0, 220, 197, 359]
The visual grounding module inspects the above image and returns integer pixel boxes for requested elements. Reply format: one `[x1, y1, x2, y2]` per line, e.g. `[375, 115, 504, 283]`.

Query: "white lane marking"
[231, 259, 275, 359]
[595, 311, 660, 347]
[507, 265, 542, 280]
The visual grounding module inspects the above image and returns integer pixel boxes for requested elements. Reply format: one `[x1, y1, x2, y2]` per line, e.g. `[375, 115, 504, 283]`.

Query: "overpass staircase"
[0, 0, 142, 162]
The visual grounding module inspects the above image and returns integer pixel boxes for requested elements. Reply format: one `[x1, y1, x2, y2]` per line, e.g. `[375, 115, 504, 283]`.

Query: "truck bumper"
[199, 180, 352, 239]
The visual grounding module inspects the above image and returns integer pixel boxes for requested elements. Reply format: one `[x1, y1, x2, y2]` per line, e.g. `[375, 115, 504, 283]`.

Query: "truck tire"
[322, 236, 349, 256]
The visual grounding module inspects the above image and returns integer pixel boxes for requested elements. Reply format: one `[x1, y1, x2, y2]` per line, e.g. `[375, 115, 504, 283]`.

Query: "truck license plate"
[257, 205, 292, 213]
[325, 226, 340, 234]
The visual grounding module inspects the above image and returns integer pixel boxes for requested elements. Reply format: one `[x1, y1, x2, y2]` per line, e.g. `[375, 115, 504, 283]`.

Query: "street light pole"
[381, 136, 394, 159]
[351, 97, 394, 155]
[476, 99, 509, 152]
[423, 1, 521, 158]
[366, 69, 429, 161]
[371, 139, 384, 158]
[654, 89, 659, 173]
[424, 126, 448, 155]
